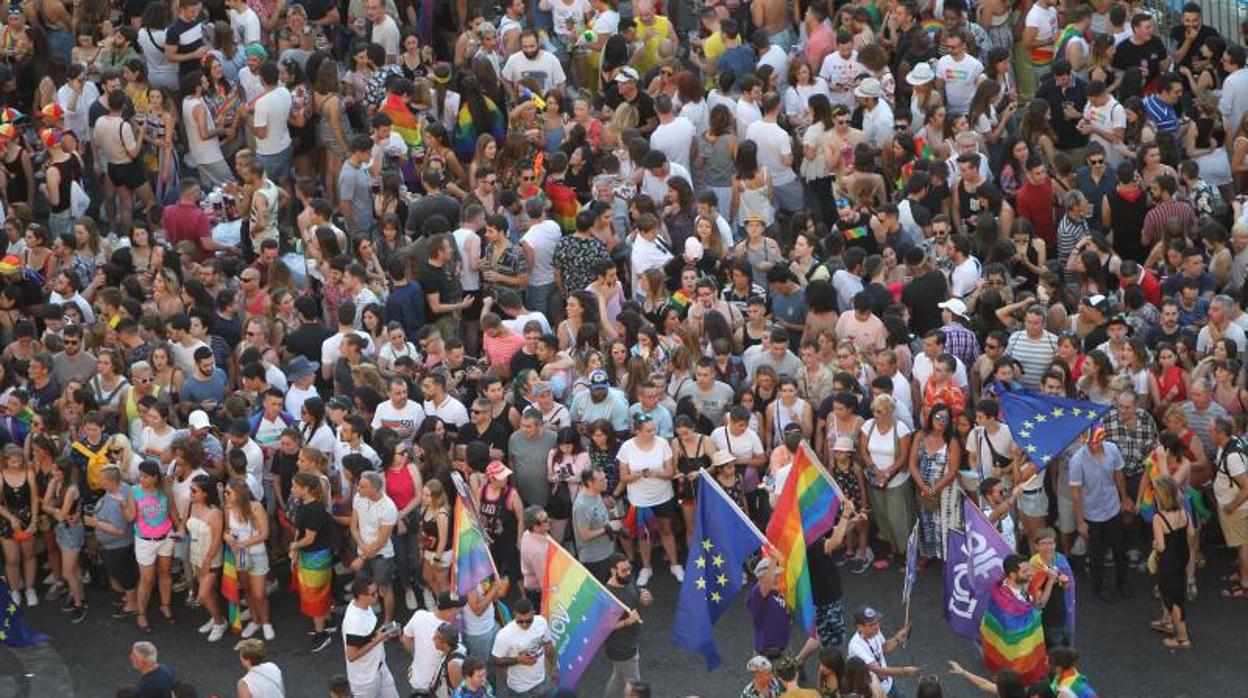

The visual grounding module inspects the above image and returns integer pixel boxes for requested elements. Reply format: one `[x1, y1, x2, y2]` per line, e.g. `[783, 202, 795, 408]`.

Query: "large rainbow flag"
[453, 494, 497, 597]
[764, 442, 842, 633]
[980, 581, 1049, 686]
[1028, 552, 1076, 644]
[1051, 667, 1097, 698]
[542, 539, 628, 689]
[221, 547, 244, 633]
[1137, 455, 1211, 524]
[380, 92, 423, 154]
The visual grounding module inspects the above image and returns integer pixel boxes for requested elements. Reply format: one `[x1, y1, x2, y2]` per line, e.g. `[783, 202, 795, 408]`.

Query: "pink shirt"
[483, 331, 525, 367]
[805, 24, 835, 73]
[519, 530, 549, 590]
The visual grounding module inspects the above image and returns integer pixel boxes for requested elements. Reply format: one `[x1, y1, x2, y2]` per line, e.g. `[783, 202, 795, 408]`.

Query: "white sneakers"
[24, 589, 36, 607]
[636, 568, 653, 586]
[241, 621, 260, 638]
[207, 624, 227, 643]
[671, 565, 685, 583]
[262, 624, 276, 641]
[198, 619, 216, 634]
[405, 589, 417, 610]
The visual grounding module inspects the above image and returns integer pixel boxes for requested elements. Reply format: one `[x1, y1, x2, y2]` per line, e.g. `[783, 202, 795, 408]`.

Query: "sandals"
[1149, 620, 1174, 634]
[159, 605, 176, 624]
[1162, 637, 1192, 651]
[1220, 584, 1248, 598]
[136, 614, 151, 634]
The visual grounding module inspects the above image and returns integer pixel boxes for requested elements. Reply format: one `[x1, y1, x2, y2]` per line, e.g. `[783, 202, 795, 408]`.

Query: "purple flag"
[943, 498, 1015, 641]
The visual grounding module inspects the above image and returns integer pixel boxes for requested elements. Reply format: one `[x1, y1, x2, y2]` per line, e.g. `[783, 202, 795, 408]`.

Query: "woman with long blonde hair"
[420, 479, 451, 597]
[225, 477, 273, 640]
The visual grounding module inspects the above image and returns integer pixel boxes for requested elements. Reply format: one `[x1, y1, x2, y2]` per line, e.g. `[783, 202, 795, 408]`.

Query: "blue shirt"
[384, 281, 426, 338]
[628, 403, 674, 439]
[1143, 94, 1178, 134]
[716, 46, 757, 84]
[1068, 441, 1124, 522]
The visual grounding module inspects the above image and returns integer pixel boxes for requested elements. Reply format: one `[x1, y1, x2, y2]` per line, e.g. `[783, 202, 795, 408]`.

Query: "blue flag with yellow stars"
[996, 382, 1111, 471]
[0, 579, 46, 647]
[672, 472, 765, 670]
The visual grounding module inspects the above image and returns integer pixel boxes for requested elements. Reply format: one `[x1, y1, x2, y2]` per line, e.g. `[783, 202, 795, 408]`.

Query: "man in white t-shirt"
[735, 75, 763, 141]
[819, 30, 864, 110]
[422, 372, 469, 430]
[846, 606, 918, 696]
[629, 213, 673, 300]
[491, 599, 556, 694]
[1211, 419, 1248, 595]
[649, 94, 696, 171]
[754, 29, 789, 88]
[227, 0, 262, 45]
[342, 578, 401, 696]
[1080, 80, 1126, 167]
[371, 377, 426, 444]
[746, 93, 803, 213]
[250, 62, 293, 185]
[948, 234, 981, 299]
[1024, 0, 1060, 82]
[366, 0, 401, 61]
[501, 30, 567, 98]
[520, 197, 563, 320]
[351, 471, 398, 623]
[401, 591, 466, 694]
[712, 405, 767, 482]
[934, 30, 984, 115]
[638, 150, 691, 204]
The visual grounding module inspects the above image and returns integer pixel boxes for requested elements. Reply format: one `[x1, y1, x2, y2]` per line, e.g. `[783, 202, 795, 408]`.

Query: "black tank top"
[478, 484, 517, 545]
[49, 155, 80, 214]
[3, 146, 27, 205]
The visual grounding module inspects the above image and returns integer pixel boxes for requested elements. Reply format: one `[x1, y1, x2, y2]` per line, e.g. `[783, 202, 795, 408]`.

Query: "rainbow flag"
[1051, 668, 1096, 697]
[843, 225, 868, 241]
[1028, 552, 1076, 644]
[292, 548, 333, 619]
[546, 179, 579, 234]
[453, 494, 497, 597]
[1054, 25, 1085, 64]
[221, 547, 243, 633]
[1137, 456, 1212, 524]
[453, 97, 506, 163]
[764, 443, 842, 633]
[542, 539, 627, 689]
[980, 581, 1048, 686]
[380, 92, 423, 153]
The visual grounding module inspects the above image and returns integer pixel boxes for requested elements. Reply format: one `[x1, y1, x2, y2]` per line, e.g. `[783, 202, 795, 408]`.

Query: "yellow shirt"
[702, 30, 725, 89]
[636, 15, 674, 74]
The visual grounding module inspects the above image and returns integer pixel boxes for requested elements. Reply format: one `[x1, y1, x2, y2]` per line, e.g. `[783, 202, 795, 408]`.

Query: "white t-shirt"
[371, 399, 427, 442]
[935, 53, 984, 115]
[372, 15, 401, 57]
[818, 51, 865, 109]
[861, 418, 912, 488]
[502, 311, 553, 336]
[950, 256, 981, 298]
[501, 50, 567, 94]
[353, 492, 398, 558]
[423, 395, 469, 428]
[551, 0, 591, 39]
[1215, 447, 1248, 510]
[521, 220, 562, 286]
[649, 116, 696, 171]
[322, 330, 376, 369]
[252, 85, 293, 156]
[848, 631, 893, 693]
[746, 119, 796, 187]
[639, 161, 691, 203]
[758, 45, 790, 87]
[343, 602, 387, 687]
[630, 236, 673, 298]
[1025, 4, 1059, 59]
[711, 426, 765, 461]
[912, 352, 970, 389]
[403, 609, 446, 690]
[618, 437, 674, 507]
[491, 616, 552, 692]
[229, 6, 262, 45]
[735, 100, 762, 141]
[1083, 97, 1126, 166]
[285, 383, 318, 418]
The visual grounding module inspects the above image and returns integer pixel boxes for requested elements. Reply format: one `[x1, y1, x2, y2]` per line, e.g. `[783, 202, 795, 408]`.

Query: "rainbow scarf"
[1051, 668, 1097, 697]
[980, 582, 1049, 686]
[453, 495, 497, 597]
[1054, 25, 1085, 64]
[764, 443, 841, 633]
[1028, 552, 1076, 643]
[380, 92, 423, 153]
[292, 548, 333, 619]
[1137, 456, 1212, 523]
[542, 539, 627, 688]
[221, 547, 243, 633]
[545, 179, 580, 234]
[453, 97, 506, 163]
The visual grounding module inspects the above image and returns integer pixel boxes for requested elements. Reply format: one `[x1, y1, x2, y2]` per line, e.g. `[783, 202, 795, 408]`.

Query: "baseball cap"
[746, 656, 773, 672]
[855, 605, 883, 625]
[752, 557, 773, 575]
[188, 410, 211, 430]
[938, 298, 969, 319]
[1083, 294, 1110, 313]
[327, 396, 352, 411]
[436, 591, 467, 610]
[590, 369, 610, 389]
[615, 66, 640, 83]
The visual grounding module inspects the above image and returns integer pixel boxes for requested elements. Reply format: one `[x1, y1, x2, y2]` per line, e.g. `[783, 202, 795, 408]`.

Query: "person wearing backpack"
[1210, 417, 1248, 598]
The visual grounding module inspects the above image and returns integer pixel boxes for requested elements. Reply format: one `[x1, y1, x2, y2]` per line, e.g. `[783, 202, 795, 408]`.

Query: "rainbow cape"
[453, 494, 498, 597]
[764, 442, 841, 633]
[1051, 668, 1097, 698]
[1028, 552, 1076, 644]
[542, 539, 627, 689]
[980, 582, 1049, 686]
[1137, 456, 1212, 523]
[221, 547, 243, 633]
[380, 92, 423, 153]
[1054, 25, 1085, 63]
[452, 97, 506, 163]
[545, 179, 580, 234]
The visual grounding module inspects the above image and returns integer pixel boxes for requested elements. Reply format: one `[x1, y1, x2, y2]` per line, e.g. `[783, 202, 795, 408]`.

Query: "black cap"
[436, 591, 467, 610]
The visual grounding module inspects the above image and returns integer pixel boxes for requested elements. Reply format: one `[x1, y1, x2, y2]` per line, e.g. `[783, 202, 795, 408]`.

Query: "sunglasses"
[1088, 158, 1105, 165]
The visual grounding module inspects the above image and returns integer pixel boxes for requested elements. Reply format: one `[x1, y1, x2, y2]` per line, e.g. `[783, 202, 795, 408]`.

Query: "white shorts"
[1017, 488, 1049, 518]
[135, 536, 175, 567]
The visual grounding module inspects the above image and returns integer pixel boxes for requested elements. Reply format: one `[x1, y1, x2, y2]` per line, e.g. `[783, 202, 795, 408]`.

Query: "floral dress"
[916, 439, 960, 559]
[143, 111, 179, 204]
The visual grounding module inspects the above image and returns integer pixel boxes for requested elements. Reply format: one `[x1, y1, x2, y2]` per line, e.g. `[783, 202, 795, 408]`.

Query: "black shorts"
[641, 497, 678, 519]
[102, 545, 139, 589]
[108, 161, 147, 190]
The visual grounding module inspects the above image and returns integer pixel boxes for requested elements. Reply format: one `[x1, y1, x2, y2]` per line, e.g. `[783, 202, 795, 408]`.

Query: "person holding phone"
[342, 578, 402, 698]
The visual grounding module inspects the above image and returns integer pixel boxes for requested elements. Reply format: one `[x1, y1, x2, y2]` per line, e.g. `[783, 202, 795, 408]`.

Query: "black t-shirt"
[284, 322, 335, 363]
[272, 451, 299, 501]
[509, 349, 542, 376]
[295, 502, 333, 552]
[1112, 36, 1168, 86]
[901, 268, 949, 336]
[919, 182, 951, 219]
[166, 17, 206, 78]
[1082, 323, 1109, 353]
[1036, 76, 1089, 151]
[1042, 576, 1067, 628]
[604, 581, 641, 660]
[1168, 24, 1219, 73]
[458, 420, 511, 457]
[420, 262, 455, 321]
[603, 87, 657, 130]
[806, 535, 843, 605]
[28, 378, 60, 413]
[302, 0, 338, 22]
[213, 313, 243, 349]
[137, 665, 176, 698]
[404, 194, 461, 237]
[836, 211, 879, 256]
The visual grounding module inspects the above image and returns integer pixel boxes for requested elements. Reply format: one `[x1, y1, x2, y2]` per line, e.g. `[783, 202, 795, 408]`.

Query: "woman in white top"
[235, 638, 285, 698]
[105, 434, 145, 483]
[187, 475, 227, 642]
[299, 398, 338, 457]
[138, 403, 176, 462]
[226, 478, 274, 640]
[782, 58, 831, 127]
[765, 378, 814, 449]
[617, 413, 682, 586]
[858, 394, 914, 571]
[378, 323, 419, 376]
[137, 7, 179, 92]
[90, 349, 130, 421]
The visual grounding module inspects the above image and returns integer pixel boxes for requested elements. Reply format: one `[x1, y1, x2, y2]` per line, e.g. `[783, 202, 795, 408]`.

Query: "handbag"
[548, 480, 573, 519]
[69, 180, 90, 218]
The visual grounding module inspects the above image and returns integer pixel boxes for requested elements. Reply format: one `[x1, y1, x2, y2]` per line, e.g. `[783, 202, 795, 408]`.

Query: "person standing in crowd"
[1070, 426, 1132, 602]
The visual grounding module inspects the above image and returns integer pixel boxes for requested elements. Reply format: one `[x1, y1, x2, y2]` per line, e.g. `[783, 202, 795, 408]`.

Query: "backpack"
[1217, 436, 1248, 489]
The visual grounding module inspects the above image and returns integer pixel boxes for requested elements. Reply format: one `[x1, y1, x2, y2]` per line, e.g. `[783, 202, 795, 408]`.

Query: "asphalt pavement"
[7, 545, 1243, 697]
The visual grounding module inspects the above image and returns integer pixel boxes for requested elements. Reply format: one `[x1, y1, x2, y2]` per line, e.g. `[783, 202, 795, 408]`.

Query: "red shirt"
[1015, 181, 1056, 249]
[162, 202, 213, 261]
[1121, 267, 1162, 307]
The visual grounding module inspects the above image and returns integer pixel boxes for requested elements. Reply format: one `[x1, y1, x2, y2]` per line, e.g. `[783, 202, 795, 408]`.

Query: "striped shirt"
[1181, 400, 1228, 460]
[1005, 330, 1058, 390]
[1143, 94, 1178, 134]
[1142, 199, 1197, 248]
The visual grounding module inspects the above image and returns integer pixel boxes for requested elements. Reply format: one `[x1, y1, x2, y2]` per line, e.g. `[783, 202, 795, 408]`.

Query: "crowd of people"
[0, 0, 1245, 695]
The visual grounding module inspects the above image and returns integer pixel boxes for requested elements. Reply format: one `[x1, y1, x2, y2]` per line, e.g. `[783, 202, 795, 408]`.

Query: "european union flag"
[0, 579, 46, 647]
[996, 383, 1111, 470]
[672, 472, 765, 670]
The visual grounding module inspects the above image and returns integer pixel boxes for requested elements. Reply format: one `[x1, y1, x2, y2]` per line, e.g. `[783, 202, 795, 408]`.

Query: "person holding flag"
[846, 606, 918, 698]
[980, 554, 1053, 687]
[603, 553, 652, 698]
[1029, 527, 1076, 650]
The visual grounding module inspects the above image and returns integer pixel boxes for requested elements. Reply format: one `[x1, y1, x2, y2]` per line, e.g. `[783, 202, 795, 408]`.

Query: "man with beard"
[500, 30, 566, 100]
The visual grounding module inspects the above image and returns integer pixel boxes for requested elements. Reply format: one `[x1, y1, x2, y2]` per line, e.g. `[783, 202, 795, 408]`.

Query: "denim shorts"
[55, 521, 84, 551]
[256, 146, 292, 186]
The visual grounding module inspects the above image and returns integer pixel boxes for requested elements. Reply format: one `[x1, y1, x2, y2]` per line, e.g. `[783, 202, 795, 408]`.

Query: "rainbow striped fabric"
[1052, 668, 1097, 697]
[542, 539, 627, 689]
[380, 93, 423, 153]
[1137, 456, 1212, 524]
[843, 225, 868, 241]
[453, 495, 496, 597]
[452, 98, 506, 163]
[764, 443, 841, 633]
[221, 547, 243, 633]
[293, 548, 333, 619]
[545, 179, 580, 234]
[980, 582, 1049, 685]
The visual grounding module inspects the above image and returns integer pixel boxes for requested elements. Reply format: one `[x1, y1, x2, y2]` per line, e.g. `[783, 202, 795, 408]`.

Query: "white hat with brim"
[906, 62, 936, 86]
[854, 78, 884, 99]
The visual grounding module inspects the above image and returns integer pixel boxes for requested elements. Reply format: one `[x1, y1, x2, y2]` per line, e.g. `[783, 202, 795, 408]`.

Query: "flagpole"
[544, 535, 632, 614]
[698, 468, 769, 546]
